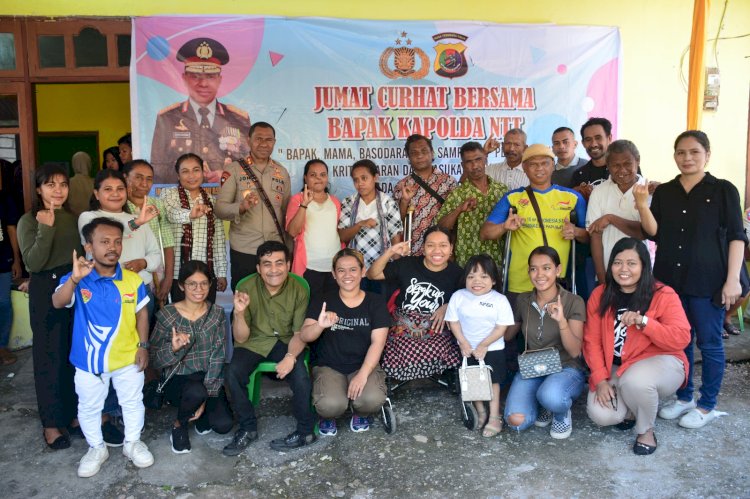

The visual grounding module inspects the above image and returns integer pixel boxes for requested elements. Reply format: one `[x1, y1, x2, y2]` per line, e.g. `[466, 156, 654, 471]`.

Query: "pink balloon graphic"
[135, 17, 265, 97]
[585, 58, 619, 138]
[557, 64, 567, 74]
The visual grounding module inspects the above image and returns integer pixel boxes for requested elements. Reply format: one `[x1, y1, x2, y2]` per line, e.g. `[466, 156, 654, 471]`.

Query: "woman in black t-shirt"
[367, 226, 463, 381]
[300, 248, 391, 436]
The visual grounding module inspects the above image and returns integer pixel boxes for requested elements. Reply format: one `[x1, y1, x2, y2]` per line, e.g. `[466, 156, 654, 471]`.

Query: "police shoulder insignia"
[224, 104, 249, 120]
[221, 170, 232, 186]
[158, 102, 181, 115]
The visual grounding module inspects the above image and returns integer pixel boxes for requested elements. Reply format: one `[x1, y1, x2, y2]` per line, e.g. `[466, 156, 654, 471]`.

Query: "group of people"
[5, 112, 746, 479]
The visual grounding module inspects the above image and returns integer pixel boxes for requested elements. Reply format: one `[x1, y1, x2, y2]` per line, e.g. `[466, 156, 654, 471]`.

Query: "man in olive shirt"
[223, 241, 315, 455]
[215, 122, 291, 290]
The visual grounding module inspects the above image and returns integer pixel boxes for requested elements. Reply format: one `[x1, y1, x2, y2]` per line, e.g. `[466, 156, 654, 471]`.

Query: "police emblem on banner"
[432, 32, 469, 79]
[379, 31, 429, 80]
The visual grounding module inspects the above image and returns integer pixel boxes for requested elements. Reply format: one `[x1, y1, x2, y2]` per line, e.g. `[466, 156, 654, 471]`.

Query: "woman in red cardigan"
[584, 237, 691, 455]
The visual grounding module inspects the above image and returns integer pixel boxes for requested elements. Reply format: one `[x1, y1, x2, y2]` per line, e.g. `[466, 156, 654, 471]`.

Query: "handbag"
[459, 356, 493, 401]
[143, 334, 197, 410]
[517, 298, 563, 379]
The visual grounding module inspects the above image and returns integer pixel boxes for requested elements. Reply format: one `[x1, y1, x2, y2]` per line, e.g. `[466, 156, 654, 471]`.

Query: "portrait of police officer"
[150, 38, 252, 184]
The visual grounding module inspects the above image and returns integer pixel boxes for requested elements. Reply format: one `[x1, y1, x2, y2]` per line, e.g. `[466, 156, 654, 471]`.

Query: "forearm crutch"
[569, 209, 578, 295]
[501, 206, 516, 294]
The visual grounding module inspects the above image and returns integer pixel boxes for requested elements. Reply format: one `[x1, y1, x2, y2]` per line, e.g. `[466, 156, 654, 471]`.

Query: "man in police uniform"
[150, 38, 251, 184]
[215, 122, 292, 290]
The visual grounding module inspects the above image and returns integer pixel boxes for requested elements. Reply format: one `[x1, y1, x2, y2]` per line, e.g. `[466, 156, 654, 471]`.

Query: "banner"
[132, 16, 620, 197]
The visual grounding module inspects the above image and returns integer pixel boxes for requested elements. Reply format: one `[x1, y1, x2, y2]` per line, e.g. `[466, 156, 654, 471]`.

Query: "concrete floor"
[1, 331, 750, 498]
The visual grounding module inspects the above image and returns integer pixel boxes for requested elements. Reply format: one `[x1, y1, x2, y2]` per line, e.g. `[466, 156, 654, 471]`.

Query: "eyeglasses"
[184, 280, 210, 290]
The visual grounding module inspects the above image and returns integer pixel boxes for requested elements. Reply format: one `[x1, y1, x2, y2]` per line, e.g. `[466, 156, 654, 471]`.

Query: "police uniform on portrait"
[150, 38, 251, 184]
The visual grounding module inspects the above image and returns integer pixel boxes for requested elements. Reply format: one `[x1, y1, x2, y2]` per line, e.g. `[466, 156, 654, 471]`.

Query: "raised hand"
[171, 326, 191, 353]
[547, 294, 565, 323]
[401, 182, 417, 205]
[302, 184, 313, 206]
[359, 218, 378, 229]
[503, 211, 523, 232]
[135, 196, 159, 226]
[483, 135, 500, 154]
[189, 199, 211, 219]
[388, 240, 411, 258]
[460, 197, 477, 213]
[239, 189, 260, 214]
[632, 181, 650, 209]
[216, 277, 228, 292]
[317, 302, 339, 328]
[36, 202, 56, 227]
[71, 249, 94, 282]
[233, 290, 250, 313]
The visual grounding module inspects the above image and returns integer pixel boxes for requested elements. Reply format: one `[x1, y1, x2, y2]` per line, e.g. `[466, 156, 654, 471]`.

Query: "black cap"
[177, 38, 229, 74]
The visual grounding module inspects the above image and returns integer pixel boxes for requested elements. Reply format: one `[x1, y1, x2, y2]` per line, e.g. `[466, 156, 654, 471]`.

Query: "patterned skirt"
[381, 309, 461, 381]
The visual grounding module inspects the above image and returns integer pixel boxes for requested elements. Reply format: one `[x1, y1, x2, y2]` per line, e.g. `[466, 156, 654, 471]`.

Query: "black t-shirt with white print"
[612, 290, 635, 365]
[383, 256, 463, 315]
[306, 290, 391, 375]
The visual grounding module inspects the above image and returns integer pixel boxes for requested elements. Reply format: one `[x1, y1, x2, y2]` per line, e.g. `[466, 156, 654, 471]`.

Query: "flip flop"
[724, 323, 741, 336]
[482, 416, 503, 437]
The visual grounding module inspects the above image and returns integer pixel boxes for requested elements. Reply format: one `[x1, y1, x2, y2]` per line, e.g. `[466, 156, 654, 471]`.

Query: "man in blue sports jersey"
[480, 144, 589, 302]
[53, 217, 154, 478]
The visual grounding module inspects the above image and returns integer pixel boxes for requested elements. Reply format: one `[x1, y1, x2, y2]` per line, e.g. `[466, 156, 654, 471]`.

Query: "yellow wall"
[35, 82, 131, 162]
[7, 0, 750, 195]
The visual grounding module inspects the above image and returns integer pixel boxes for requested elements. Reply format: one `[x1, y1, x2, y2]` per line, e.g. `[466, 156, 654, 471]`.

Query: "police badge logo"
[379, 31, 429, 80]
[432, 32, 469, 79]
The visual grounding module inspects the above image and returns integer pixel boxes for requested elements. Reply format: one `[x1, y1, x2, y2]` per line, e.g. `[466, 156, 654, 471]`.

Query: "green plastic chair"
[234, 272, 311, 406]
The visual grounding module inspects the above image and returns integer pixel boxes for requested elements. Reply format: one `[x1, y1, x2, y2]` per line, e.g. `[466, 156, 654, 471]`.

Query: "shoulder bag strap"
[525, 186, 548, 247]
[410, 171, 445, 205]
[238, 158, 286, 243]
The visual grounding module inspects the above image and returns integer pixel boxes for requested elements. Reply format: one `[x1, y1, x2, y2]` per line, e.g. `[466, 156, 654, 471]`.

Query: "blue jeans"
[504, 367, 586, 431]
[677, 295, 725, 411]
[0, 272, 11, 348]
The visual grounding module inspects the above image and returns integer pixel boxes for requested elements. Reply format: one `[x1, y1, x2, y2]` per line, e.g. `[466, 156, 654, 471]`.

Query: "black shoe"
[195, 413, 213, 436]
[269, 431, 316, 452]
[616, 419, 636, 431]
[170, 425, 191, 454]
[102, 420, 124, 447]
[633, 434, 657, 455]
[222, 429, 258, 456]
[45, 432, 70, 450]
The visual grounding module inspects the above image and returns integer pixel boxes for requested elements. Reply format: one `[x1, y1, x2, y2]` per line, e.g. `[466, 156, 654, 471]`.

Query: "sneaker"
[122, 440, 154, 468]
[318, 418, 337, 437]
[77, 446, 109, 478]
[350, 414, 372, 433]
[170, 425, 191, 454]
[534, 408, 552, 428]
[269, 430, 317, 451]
[195, 414, 213, 436]
[222, 429, 258, 457]
[550, 410, 572, 439]
[102, 421, 124, 447]
[679, 408, 719, 429]
[658, 398, 696, 420]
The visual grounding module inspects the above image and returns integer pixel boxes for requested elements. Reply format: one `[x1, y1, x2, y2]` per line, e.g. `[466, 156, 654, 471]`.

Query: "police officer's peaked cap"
[177, 38, 230, 74]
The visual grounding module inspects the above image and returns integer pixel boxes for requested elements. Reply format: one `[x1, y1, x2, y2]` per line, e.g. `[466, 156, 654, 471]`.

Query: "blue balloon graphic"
[146, 36, 170, 61]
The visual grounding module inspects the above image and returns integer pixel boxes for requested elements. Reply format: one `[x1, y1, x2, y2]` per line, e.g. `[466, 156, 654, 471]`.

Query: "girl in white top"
[77, 169, 162, 290]
[446, 254, 515, 437]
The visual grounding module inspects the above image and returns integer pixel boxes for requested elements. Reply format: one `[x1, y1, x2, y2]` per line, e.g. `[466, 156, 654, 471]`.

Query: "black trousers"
[230, 250, 258, 291]
[226, 342, 314, 434]
[29, 266, 77, 428]
[163, 371, 233, 433]
[302, 269, 338, 298]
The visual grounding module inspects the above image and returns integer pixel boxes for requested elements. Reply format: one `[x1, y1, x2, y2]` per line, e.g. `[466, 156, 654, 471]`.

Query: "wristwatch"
[638, 315, 648, 329]
[137, 341, 150, 349]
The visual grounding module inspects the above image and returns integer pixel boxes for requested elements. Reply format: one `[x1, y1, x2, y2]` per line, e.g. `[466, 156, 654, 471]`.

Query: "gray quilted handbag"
[518, 347, 562, 379]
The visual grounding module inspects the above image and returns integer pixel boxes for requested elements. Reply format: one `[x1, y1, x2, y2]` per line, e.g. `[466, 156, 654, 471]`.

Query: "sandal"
[0, 347, 17, 366]
[482, 416, 503, 438]
[724, 323, 741, 336]
[44, 430, 70, 450]
[616, 419, 636, 431]
[721, 330, 730, 340]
